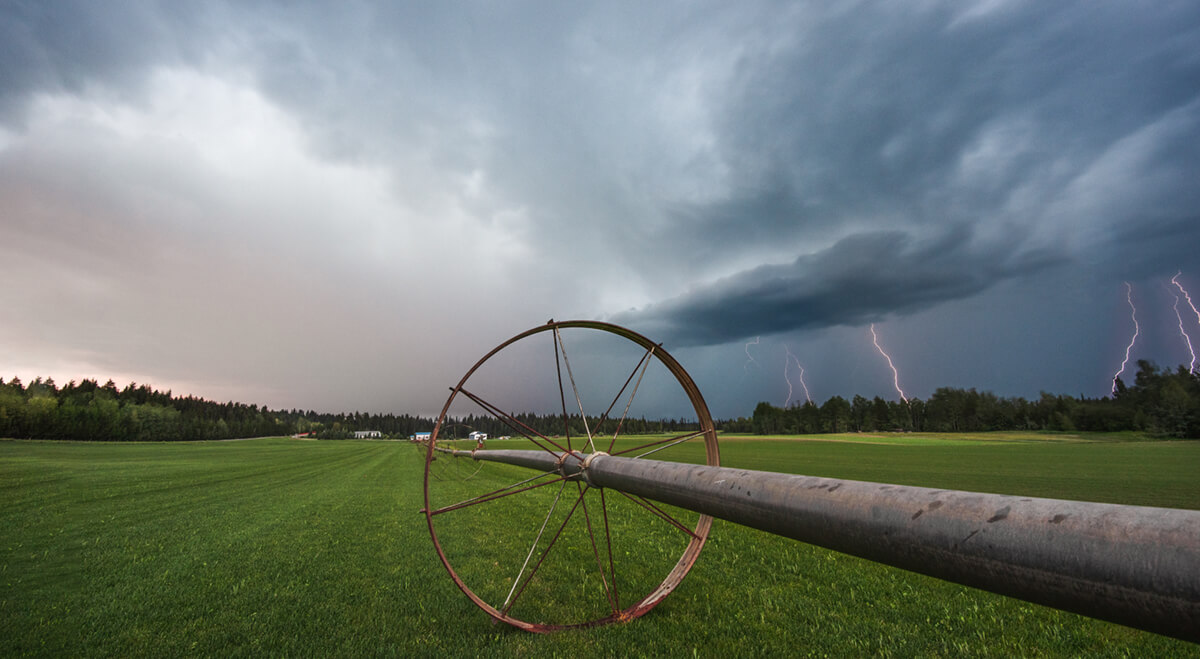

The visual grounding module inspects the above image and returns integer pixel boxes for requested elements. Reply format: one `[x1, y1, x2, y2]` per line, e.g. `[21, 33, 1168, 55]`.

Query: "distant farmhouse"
[411, 432, 432, 442]
[468, 431, 487, 441]
[354, 430, 382, 439]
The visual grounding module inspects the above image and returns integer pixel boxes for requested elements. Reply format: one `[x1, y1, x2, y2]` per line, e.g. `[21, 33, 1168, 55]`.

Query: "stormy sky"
[3, 1, 1199, 419]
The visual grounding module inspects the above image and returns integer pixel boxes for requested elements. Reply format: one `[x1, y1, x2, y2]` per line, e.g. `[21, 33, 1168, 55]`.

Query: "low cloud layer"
[619, 227, 1062, 346]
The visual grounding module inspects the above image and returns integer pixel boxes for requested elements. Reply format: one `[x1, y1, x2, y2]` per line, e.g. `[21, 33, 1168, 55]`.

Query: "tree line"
[0, 377, 296, 441]
[728, 361, 1200, 438]
[0, 377, 700, 441]
[3, 360, 1197, 441]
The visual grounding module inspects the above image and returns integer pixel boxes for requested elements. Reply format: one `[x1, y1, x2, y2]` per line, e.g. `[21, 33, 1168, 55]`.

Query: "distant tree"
[752, 401, 783, 435]
[820, 396, 851, 433]
[850, 395, 870, 432]
[888, 399, 912, 430]
[871, 397, 890, 431]
[908, 398, 926, 431]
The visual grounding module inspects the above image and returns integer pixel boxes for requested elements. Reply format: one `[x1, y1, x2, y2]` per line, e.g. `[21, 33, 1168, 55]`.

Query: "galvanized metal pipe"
[467, 448, 1200, 643]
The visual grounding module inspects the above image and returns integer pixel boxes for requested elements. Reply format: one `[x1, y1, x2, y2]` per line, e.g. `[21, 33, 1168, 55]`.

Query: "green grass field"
[2, 434, 1198, 657]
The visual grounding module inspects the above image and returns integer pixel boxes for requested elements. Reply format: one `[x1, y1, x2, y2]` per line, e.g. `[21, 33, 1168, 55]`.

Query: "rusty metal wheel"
[422, 320, 720, 632]
[425, 423, 485, 482]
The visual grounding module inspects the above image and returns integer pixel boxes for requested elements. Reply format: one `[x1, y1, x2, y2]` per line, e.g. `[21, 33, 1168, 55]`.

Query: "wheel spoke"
[614, 490, 701, 540]
[599, 488, 620, 611]
[555, 327, 597, 453]
[597, 345, 656, 453]
[577, 482, 619, 614]
[553, 328, 572, 452]
[427, 471, 566, 516]
[611, 429, 707, 459]
[502, 486, 587, 616]
[503, 479, 569, 611]
[456, 386, 571, 456]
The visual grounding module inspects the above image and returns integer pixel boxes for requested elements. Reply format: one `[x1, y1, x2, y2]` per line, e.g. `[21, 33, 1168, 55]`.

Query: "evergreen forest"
[2, 360, 1197, 441]
[731, 361, 1200, 438]
[0, 376, 699, 441]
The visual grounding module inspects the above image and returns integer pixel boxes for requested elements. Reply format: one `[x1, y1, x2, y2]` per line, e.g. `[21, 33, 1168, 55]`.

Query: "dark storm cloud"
[629, 1, 1200, 344]
[618, 226, 1062, 347]
[0, 2, 218, 121]
[698, 1, 1200, 217]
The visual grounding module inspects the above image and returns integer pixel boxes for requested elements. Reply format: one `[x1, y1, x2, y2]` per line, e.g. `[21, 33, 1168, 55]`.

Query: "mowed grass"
[1, 436, 1197, 657]
[724, 430, 1136, 446]
[712, 432, 1200, 509]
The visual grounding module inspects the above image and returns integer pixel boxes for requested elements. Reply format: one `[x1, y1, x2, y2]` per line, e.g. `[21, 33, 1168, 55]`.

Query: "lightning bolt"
[1112, 282, 1139, 393]
[1169, 272, 1198, 373]
[1173, 271, 1200, 326]
[798, 363, 811, 405]
[782, 346, 795, 407]
[1168, 288, 1196, 373]
[783, 345, 811, 407]
[743, 336, 760, 374]
[870, 323, 908, 402]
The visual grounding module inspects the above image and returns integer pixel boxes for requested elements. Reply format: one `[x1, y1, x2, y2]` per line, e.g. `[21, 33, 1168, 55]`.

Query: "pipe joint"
[579, 451, 607, 488]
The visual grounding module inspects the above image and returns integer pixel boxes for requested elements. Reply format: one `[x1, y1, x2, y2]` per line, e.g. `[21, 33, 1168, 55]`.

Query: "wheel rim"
[422, 320, 720, 632]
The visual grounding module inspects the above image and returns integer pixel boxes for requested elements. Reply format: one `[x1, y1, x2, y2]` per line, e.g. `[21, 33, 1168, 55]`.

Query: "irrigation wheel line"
[422, 320, 720, 632]
[426, 423, 486, 482]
